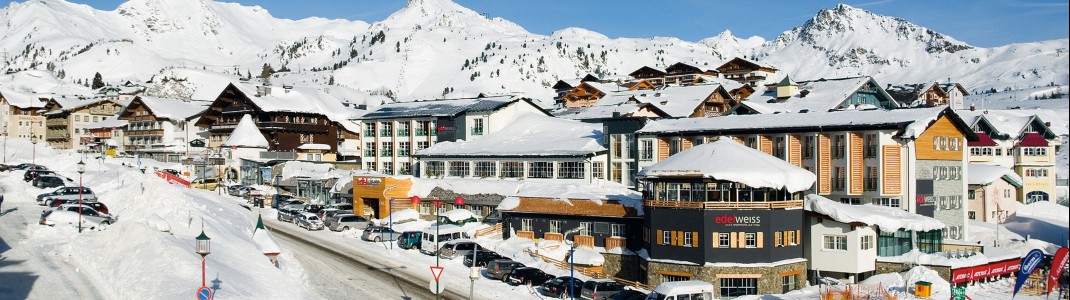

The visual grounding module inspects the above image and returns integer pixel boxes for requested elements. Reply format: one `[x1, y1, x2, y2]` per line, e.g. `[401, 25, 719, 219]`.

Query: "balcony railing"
[415, 129, 428, 136]
[644, 200, 803, 210]
[259, 151, 297, 160]
[471, 127, 484, 135]
[210, 123, 238, 131]
[864, 178, 879, 191]
[379, 130, 391, 137]
[258, 122, 329, 133]
[363, 130, 375, 137]
[397, 130, 410, 137]
[126, 129, 164, 137]
[605, 237, 627, 250]
[46, 119, 68, 127]
[221, 105, 256, 114]
[832, 178, 846, 191]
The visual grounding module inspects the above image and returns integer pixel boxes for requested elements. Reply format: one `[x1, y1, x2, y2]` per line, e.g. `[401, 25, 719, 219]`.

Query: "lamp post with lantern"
[195, 229, 211, 288]
[77, 160, 86, 233]
[383, 185, 398, 249]
[30, 134, 37, 167]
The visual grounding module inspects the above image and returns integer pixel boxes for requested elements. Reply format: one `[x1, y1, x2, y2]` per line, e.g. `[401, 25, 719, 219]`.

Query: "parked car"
[190, 177, 221, 190]
[36, 187, 96, 205]
[295, 213, 325, 231]
[397, 231, 422, 250]
[644, 280, 712, 300]
[506, 267, 555, 286]
[485, 259, 525, 281]
[610, 290, 647, 300]
[419, 224, 470, 255]
[462, 250, 503, 267]
[302, 204, 325, 215]
[580, 279, 626, 300]
[40, 205, 115, 229]
[360, 226, 398, 242]
[280, 199, 305, 211]
[12, 163, 45, 171]
[47, 200, 110, 215]
[482, 210, 503, 224]
[24, 169, 57, 182]
[33, 176, 67, 188]
[438, 240, 479, 260]
[322, 209, 355, 222]
[277, 208, 298, 222]
[325, 214, 369, 232]
[227, 185, 250, 196]
[542, 276, 585, 299]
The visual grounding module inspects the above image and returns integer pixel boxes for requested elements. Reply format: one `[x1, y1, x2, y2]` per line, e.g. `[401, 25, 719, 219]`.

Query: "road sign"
[427, 280, 446, 295]
[951, 286, 966, 300]
[196, 286, 213, 300]
[430, 266, 444, 282]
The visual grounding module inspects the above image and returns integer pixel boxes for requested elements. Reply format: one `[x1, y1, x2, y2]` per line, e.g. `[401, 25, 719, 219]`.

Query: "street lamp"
[383, 185, 398, 249]
[77, 160, 86, 233]
[195, 229, 211, 288]
[564, 226, 584, 300]
[412, 195, 463, 300]
[30, 135, 37, 167]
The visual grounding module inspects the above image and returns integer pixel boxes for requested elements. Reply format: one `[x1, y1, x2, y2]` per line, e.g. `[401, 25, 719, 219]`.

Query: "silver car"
[295, 213, 324, 231]
[326, 214, 370, 232]
[37, 187, 97, 205]
[360, 226, 398, 242]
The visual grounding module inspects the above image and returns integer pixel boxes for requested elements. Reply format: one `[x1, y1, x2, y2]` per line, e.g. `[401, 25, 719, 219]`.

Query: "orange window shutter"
[818, 134, 832, 194]
[795, 230, 802, 245]
[671, 231, 678, 246]
[681, 138, 693, 151]
[656, 230, 663, 245]
[729, 232, 737, 248]
[759, 136, 773, 155]
[692, 232, 699, 248]
[788, 135, 802, 167]
[756, 232, 765, 248]
[658, 138, 670, 161]
[850, 133, 864, 194]
[712, 232, 720, 248]
[882, 145, 902, 194]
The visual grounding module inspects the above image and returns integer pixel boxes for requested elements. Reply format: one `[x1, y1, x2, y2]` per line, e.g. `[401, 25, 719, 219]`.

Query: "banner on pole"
[1048, 247, 1069, 295]
[1014, 249, 1045, 297]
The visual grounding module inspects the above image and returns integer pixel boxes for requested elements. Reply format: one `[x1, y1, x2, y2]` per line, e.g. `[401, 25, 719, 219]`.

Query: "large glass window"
[549, 220, 563, 234]
[397, 122, 410, 137]
[803, 136, 815, 159]
[380, 142, 392, 157]
[500, 162, 522, 178]
[719, 278, 757, 299]
[774, 136, 785, 159]
[381, 162, 394, 175]
[397, 141, 410, 157]
[364, 142, 376, 157]
[474, 162, 496, 177]
[471, 118, 484, 135]
[528, 162, 553, 178]
[640, 139, 654, 161]
[782, 275, 796, 294]
[426, 161, 445, 176]
[823, 235, 847, 251]
[917, 229, 943, 254]
[558, 161, 586, 179]
[379, 122, 392, 137]
[448, 161, 470, 177]
[877, 229, 912, 257]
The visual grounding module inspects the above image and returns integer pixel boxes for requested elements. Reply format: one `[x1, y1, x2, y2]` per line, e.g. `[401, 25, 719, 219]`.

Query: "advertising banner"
[1014, 249, 1045, 297]
[156, 171, 191, 187]
[1048, 247, 1069, 295]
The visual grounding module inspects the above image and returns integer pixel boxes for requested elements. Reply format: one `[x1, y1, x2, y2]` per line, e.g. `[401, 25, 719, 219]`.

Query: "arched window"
[1025, 191, 1049, 204]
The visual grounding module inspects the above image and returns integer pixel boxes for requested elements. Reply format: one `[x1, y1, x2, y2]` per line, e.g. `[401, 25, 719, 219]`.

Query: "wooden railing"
[523, 248, 605, 278]
[474, 223, 502, 238]
[645, 200, 803, 210]
[609, 276, 654, 291]
[605, 237, 626, 250]
[574, 235, 595, 248]
[515, 231, 534, 240]
[543, 232, 563, 242]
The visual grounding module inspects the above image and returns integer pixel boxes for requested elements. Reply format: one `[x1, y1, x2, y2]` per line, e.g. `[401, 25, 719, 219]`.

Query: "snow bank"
[877, 249, 988, 269]
[497, 196, 520, 210]
[441, 208, 476, 222]
[221, 114, 269, 148]
[145, 213, 171, 232]
[571, 247, 606, 266]
[637, 139, 816, 193]
[1014, 200, 1069, 226]
[252, 228, 282, 254]
[373, 208, 420, 226]
[805, 194, 945, 232]
[279, 161, 334, 180]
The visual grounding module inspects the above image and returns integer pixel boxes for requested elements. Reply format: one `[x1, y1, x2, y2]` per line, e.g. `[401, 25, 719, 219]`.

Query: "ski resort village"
[0, 0, 1068, 299]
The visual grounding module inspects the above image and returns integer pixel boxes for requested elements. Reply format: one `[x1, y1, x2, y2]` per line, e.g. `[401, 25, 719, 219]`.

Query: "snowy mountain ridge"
[0, 0, 1066, 102]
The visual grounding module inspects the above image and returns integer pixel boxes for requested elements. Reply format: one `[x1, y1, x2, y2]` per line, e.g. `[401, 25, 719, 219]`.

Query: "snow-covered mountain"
[1, 0, 1066, 102]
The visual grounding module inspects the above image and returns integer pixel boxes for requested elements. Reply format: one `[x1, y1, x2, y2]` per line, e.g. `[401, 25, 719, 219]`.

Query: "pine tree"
[260, 63, 275, 79]
[328, 75, 335, 85]
[91, 72, 104, 89]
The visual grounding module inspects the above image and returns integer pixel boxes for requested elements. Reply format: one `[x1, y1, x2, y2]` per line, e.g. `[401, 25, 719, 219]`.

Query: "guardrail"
[474, 223, 502, 238]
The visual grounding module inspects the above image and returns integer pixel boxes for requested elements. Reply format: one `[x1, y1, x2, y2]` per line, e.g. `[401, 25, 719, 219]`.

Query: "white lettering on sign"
[714, 214, 761, 226]
[355, 177, 382, 186]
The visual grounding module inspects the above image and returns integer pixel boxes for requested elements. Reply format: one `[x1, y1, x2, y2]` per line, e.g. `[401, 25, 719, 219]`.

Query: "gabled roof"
[628, 66, 666, 78]
[552, 102, 669, 121]
[806, 194, 945, 232]
[0, 88, 46, 108]
[957, 109, 1058, 140]
[415, 113, 605, 158]
[664, 62, 703, 75]
[639, 106, 977, 141]
[123, 96, 207, 121]
[228, 83, 359, 122]
[221, 114, 269, 148]
[938, 83, 969, 95]
[593, 83, 729, 118]
[733, 76, 898, 114]
[886, 83, 947, 106]
[360, 95, 547, 120]
[716, 57, 777, 72]
[43, 97, 121, 115]
[637, 139, 816, 192]
[1018, 132, 1049, 147]
[968, 163, 1023, 188]
[968, 132, 998, 147]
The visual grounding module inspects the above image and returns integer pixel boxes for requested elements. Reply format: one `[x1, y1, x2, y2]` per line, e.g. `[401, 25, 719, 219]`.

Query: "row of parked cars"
[12, 164, 118, 230]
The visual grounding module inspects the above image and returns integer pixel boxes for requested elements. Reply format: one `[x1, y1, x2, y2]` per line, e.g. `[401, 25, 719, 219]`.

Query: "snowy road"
[265, 219, 468, 300]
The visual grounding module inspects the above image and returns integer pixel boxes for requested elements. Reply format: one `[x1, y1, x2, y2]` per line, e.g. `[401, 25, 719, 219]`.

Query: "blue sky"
[72, 0, 1068, 48]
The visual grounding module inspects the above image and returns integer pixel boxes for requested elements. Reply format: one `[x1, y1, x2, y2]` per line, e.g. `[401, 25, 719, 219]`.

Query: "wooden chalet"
[664, 62, 716, 86]
[716, 57, 778, 87]
[41, 97, 124, 150]
[689, 85, 738, 117]
[887, 83, 950, 107]
[560, 82, 621, 108]
[195, 84, 344, 152]
[628, 66, 666, 86]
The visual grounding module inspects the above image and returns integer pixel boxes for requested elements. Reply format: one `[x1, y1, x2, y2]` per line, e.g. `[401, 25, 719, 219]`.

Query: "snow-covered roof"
[604, 84, 725, 118]
[45, 97, 119, 114]
[360, 95, 522, 120]
[876, 249, 989, 269]
[0, 88, 46, 108]
[552, 102, 650, 120]
[440, 208, 476, 222]
[967, 164, 1023, 187]
[640, 106, 961, 140]
[957, 109, 1058, 140]
[221, 114, 269, 148]
[228, 83, 361, 123]
[297, 143, 331, 151]
[805, 194, 945, 232]
[415, 113, 605, 157]
[83, 118, 129, 130]
[252, 226, 281, 254]
[406, 177, 642, 213]
[128, 96, 207, 121]
[279, 161, 334, 180]
[636, 139, 816, 192]
[736, 76, 897, 114]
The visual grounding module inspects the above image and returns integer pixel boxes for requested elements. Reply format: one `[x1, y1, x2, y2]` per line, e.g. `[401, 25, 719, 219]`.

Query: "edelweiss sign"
[354, 177, 382, 186]
[714, 214, 761, 226]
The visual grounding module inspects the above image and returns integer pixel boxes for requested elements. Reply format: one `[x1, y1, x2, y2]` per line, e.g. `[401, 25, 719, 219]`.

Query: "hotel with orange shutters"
[635, 106, 977, 242]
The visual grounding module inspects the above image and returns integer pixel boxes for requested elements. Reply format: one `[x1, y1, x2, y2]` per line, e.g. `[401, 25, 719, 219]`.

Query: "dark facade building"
[636, 139, 817, 297]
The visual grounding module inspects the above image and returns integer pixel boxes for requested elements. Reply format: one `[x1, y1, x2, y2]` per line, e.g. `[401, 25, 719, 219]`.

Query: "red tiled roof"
[1017, 132, 1049, 147]
[968, 132, 997, 147]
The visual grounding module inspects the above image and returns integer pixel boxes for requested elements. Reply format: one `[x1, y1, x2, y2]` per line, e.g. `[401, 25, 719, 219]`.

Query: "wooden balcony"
[543, 232, 563, 242]
[515, 231, 535, 240]
[574, 235, 595, 248]
[46, 119, 68, 127]
[605, 237, 626, 250]
[126, 129, 164, 137]
[258, 122, 330, 133]
[221, 105, 257, 114]
[644, 200, 803, 210]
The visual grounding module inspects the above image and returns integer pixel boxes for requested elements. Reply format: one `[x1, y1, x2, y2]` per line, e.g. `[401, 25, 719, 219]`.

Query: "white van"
[645, 280, 714, 300]
[419, 224, 470, 255]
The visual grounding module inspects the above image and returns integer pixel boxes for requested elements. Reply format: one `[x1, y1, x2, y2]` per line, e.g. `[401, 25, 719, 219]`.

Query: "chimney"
[612, 112, 621, 118]
[969, 104, 976, 111]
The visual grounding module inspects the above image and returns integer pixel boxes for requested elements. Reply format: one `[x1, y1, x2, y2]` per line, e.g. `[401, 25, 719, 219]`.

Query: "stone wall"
[917, 159, 966, 240]
[645, 260, 808, 296]
[875, 261, 951, 282]
[603, 253, 640, 282]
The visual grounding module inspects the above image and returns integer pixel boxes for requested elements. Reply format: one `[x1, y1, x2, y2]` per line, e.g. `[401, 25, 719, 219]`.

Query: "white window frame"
[744, 233, 757, 248]
[822, 235, 847, 251]
[520, 219, 533, 232]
